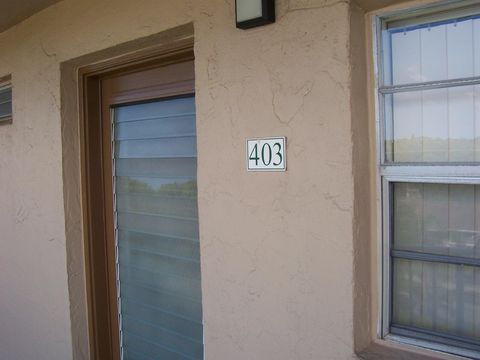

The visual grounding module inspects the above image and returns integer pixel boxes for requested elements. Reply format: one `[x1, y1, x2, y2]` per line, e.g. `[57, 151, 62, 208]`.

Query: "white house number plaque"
[246, 137, 286, 171]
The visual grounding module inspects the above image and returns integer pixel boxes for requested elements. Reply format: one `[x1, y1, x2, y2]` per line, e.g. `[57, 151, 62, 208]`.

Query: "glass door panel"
[112, 95, 203, 360]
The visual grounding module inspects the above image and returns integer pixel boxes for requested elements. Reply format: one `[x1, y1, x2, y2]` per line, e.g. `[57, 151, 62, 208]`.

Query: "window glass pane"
[383, 16, 480, 86]
[476, 19, 480, 75]
[0, 86, 12, 120]
[390, 26, 422, 85]
[392, 258, 480, 342]
[385, 85, 479, 162]
[393, 182, 480, 258]
[115, 97, 195, 123]
[0, 86, 11, 103]
[382, 5, 480, 357]
[115, 115, 196, 140]
[113, 96, 204, 360]
[0, 102, 12, 119]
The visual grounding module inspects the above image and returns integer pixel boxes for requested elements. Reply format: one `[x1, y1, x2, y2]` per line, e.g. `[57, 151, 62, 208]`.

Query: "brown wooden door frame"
[79, 41, 194, 360]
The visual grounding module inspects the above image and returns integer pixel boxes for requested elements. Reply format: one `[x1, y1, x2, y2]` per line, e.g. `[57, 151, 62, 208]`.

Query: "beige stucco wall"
[0, 0, 375, 359]
[197, 1, 360, 359]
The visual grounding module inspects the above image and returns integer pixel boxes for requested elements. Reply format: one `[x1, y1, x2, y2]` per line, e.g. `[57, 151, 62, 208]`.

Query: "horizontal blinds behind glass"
[113, 96, 203, 360]
[0, 86, 12, 122]
[386, 85, 480, 162]
[391, 182, 480, 345]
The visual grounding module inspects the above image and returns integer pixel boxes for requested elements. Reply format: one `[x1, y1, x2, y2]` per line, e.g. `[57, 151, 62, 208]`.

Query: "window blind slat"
[117, 212, 199, 240]
[123, 347, 154, 360]
[115, 97, 195, 123]
[122, 332, 196, 360]
[118, 248, 201, 281]
[116, 176, 197, 198]
[115, 115, 195, 140]
[118, 230, 200, 260]
[121, 283, 202, 321]
[123, 316, 203, 358]
[116, 158, 197, 177]
[122, 301, 203, 342]
[117, 193, 198, 218]
[116, 137, 197, 159]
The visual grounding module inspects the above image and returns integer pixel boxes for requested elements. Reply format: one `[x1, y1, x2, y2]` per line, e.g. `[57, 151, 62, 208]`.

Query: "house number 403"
[246, 137, 286, 171]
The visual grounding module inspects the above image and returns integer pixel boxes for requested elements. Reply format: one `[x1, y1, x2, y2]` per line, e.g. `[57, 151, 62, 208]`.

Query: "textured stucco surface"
[195, 1, 357, 359]
[0, 0, 378, 359]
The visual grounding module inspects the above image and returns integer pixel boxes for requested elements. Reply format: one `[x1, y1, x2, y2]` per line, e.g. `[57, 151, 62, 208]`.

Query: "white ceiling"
[0, 0, 62, 33]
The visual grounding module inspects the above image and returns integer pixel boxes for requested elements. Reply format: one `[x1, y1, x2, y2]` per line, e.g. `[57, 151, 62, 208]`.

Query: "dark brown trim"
[82, 74, 117, 359]
[0, 74, 11, 84]
[79, 39, 194, 360]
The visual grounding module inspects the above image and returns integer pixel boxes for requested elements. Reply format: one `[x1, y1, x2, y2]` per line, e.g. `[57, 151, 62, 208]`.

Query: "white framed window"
[0, 75, 12, 125]
[375, 2, 480, 358]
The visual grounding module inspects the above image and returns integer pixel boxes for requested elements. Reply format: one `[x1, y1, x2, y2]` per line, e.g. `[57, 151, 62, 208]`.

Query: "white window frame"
[373, 2, 480, 358]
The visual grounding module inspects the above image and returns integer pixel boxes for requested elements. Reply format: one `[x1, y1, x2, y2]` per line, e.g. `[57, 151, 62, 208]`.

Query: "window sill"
[358, 338, 470, 360]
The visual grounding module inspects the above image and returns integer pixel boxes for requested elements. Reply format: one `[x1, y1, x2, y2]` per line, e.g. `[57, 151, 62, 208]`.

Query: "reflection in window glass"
[385, 85, 480, 162]
[113, 96, 204, 360]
